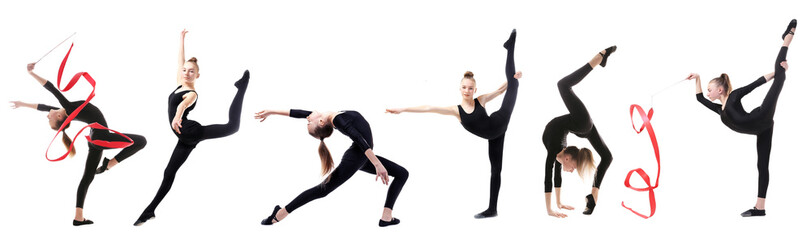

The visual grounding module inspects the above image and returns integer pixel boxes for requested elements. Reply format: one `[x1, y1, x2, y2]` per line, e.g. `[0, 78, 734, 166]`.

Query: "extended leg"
[199, 71, 250, 140]
[489, 29, 520, 127]
[134, 140, 195, 225]
[284, 150, 366, 214]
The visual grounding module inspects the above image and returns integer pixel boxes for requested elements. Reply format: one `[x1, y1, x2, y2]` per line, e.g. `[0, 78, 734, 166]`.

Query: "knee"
[557, 80, 567, 92]
[397, 168, 410, 182]
[757, 160, 770, 173]
[601, 152, 613, 166]
[134, 135, 147, 150]
[491, 165, 502, 175]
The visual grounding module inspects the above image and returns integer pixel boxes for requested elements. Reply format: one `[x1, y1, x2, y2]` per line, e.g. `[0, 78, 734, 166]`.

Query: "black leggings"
[76, 132, 147, 208]
[481, 34, 520, 212]
[140, 84, 247, 214]
[754, 46, 788, 198]
[285, 145, 409, 212]
[543, 63, 612, 193]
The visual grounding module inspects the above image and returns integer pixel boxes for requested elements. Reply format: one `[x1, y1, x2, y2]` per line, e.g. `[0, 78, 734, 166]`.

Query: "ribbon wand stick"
[35, 32, 76, 63]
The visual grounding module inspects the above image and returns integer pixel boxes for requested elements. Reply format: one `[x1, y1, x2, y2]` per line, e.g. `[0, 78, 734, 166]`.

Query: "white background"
[1, 0, 808, 239]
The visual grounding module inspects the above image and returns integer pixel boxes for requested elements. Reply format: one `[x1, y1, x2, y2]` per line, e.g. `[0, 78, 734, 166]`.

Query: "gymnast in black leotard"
[11, 62, 147, 226]
[689, 19, 795, 217]
[386, 29, 521, 219]
[542, 46, 616, 218]
[134, 29, 250, 226]
[255, 109, 409, 227]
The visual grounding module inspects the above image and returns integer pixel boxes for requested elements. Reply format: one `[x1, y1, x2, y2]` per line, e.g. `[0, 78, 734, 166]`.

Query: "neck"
[324, 111, 338, 127]
[181, 81, 195, 89]
[462, 97, 475, 105]
[720, 95, 728, 107]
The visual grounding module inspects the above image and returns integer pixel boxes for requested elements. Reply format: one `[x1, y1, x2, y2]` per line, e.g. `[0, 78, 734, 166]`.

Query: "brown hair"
[52, 119, 75, 158]
[462, 71, 475, 83]
[187, 57, 199, 71]
[709, 73, 732, 96]
[563, 146, 595, 179]
[310, 124, 335, 177]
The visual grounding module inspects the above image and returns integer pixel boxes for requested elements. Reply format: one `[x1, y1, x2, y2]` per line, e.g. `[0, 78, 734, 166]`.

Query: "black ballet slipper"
[95, 157, 111, 174]
[261, 205, 282, 225]
[783, 19, 797, 40]
[503, 29, 517, 49]
[379, 218, 400, 227]
[133, 211, 156, 226]
[234, 69, 250, 89]
[583, 194, 596, 215]
[599, 45, 617, 67]
[473, 209, 498, 219]
[741, 207, 766, 217]
[72, 218, 94, 226]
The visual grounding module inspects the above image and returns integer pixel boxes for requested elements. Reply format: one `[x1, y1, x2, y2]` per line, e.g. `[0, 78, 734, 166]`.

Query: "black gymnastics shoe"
[73, 218, 94, 226]
[473, 209, 498, 219]
[741, 207, 766, 217]
[599, 45, 617, 67]
[504, 29, 517, 49]
[234, 70, 250, 89]
[261, 205, 282, 225]
[95, 157, 111, 174]
[379, 218, 400, 227]
[783, 19, 797, 40]
[583, 194, 596, 215]
[133, 212, 156, 226]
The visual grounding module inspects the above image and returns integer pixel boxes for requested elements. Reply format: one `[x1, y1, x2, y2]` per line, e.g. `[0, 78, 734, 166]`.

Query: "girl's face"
[47, 109, 63, 129]
[181, 62, 200, 83]
[306, 111, 323, 136]
[556, 152, 575, 173]
[707, 82, 724, 101]
[460, 78, 477, 100]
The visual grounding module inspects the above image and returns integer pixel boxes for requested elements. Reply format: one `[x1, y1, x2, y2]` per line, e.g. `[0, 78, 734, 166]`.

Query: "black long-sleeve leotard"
[695, 46, 788, 198]
[284, 110, 408, 213]
[38, 81, 146, 208]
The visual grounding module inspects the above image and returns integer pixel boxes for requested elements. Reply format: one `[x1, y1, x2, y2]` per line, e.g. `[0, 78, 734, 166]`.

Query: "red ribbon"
[44, 43, 133, 161]
[622, 104, 661, 219]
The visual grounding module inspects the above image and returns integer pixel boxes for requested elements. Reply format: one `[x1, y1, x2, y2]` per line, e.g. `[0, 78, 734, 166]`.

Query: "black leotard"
[696, 46, 788, 198]
[542, 64, 613, 193]
[137, 71, 248, 222]
[38, 81, 147, 208]
[454, 30, 519, 216]
[284, 110, 409, 213]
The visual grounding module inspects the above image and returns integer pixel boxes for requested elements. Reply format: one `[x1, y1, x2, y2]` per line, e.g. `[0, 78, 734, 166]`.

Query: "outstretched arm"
[254, 109, 292, 122]
[27, 63, 48, 86]
[176, 29, 188, 86]
[9, 101, 38, 110]
[28, 63, 71, 108]
[386, 105, 459, 119]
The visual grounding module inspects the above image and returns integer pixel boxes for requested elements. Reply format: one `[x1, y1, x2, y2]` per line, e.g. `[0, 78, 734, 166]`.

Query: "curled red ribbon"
[45, 43, 133, 161]
[622, 104, 661, 219]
